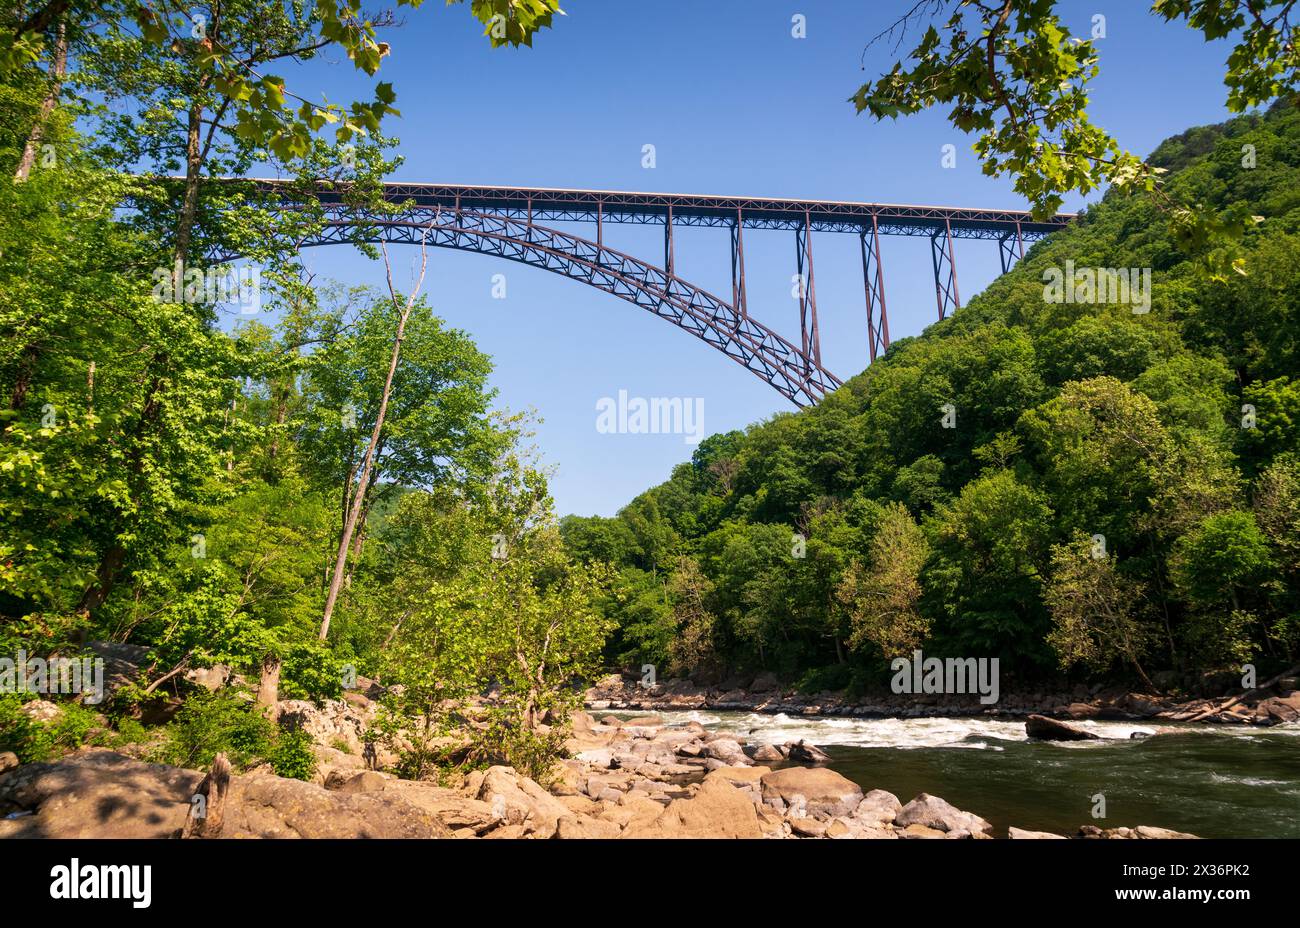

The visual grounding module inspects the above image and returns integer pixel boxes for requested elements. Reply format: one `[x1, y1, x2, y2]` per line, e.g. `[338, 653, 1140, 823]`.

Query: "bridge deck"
[241, 178, 1074, 240]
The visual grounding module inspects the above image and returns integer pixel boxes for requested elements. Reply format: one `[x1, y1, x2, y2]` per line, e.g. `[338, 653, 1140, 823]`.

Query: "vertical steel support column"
[931, 216, 960, 320]
[596, 199, 604, 249]
[998, 220, 1025, 275]
[730, 207, 747, 321]
[861, 214, 890, 362]
[664, 204, 675, 279]
[794, 209, 821, 371]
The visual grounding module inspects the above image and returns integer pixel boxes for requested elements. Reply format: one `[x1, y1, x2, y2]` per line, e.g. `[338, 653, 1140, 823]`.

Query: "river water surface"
[649, 710, 1300, 838]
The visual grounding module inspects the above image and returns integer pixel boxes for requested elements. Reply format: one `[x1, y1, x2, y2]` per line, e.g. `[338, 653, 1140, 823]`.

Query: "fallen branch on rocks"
[1187, 662, 1300, 722]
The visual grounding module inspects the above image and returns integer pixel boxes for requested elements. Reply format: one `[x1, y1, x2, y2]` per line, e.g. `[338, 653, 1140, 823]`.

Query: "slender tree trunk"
[14, 21, 66, 183]
[172, 99, 204, 270]
[319, 230, 433, 640]
[256, 655, 282, 716]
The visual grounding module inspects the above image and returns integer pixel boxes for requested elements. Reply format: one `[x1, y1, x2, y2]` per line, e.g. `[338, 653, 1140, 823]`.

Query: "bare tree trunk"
[318, 227, 433, 640]
[181, 753, 231, 839]
[14, 21, 66, 183]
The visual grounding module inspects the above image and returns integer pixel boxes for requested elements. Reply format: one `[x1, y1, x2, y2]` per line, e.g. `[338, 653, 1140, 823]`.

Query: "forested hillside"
[562, 103, 1300, 694]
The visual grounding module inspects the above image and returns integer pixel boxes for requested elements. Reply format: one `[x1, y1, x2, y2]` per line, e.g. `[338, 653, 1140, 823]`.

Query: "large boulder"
[183, 664, 230, 692]
[222, 774, 451, 838]
[472, 766, 573, 839]
[750, 672, 782, 693]
[0, 748, 454, 839]
[555, 814, 623, 839]
[853, 789, 903, 826]
[324, 770, 387, 794]
[704, 738, 749, 766]
[86, 641, 150, 702]
[1076, 824, 1199, 839]
[1257, 693, 1300, 724]
[1026, 714, 1100, 741]
[895, 793, 993, 836]
[760, 766, 863, 818]
[0, 748, 199, 838]
[277, 698, 377, 755]
[625, 777, 763, 838]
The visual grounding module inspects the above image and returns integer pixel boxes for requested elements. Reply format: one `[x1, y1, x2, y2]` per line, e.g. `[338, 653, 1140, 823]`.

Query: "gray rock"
[853, 789, 902, 826]
[895, 793, 993, 836]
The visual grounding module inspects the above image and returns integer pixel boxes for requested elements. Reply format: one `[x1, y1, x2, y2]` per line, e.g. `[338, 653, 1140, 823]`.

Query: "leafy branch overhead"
[3, 0, 564, 159]
[852, 0, 1299, 276]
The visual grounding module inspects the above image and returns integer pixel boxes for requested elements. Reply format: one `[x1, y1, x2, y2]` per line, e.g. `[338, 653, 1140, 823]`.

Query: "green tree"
[924, 470, 1055, 666]
[666, 555, 718, 677]
[836, 502, 930, 659]
[1044, 534, 1158, 689]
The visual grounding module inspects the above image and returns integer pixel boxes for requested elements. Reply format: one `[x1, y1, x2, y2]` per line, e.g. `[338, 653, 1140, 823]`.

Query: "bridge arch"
[301, 208, 843, 407]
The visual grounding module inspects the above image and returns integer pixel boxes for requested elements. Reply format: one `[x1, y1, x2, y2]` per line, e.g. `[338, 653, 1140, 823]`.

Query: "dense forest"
[562, 103, 1300, 696]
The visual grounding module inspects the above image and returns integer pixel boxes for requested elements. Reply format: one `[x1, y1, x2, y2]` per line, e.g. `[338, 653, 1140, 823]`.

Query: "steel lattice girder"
[305, 209, 843, 407]
[240, 179, 1074, 240]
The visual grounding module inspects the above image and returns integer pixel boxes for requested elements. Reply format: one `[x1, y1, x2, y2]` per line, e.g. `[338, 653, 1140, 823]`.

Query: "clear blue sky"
[271, 0, 1242, 517]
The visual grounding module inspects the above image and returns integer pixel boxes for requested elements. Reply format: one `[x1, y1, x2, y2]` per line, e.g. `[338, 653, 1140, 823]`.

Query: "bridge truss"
[243, 180, 1073, 407]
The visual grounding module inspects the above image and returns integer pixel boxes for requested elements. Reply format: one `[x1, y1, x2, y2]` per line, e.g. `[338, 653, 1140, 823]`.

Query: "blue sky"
[266, 0, 1243, 517]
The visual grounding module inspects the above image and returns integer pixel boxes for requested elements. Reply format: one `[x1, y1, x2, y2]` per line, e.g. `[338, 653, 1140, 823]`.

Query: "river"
[645, 710, 1300, 838]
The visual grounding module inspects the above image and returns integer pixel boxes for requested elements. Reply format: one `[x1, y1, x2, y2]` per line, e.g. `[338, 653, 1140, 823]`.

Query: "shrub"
[270, 727, 318, 781]
[150, 691, 274, 770]
[0, 695, 105, 763]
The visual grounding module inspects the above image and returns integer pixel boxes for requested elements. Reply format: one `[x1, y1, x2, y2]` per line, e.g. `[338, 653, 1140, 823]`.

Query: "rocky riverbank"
[584, 672, 1300, 726]
[0, 697, 1202, 839]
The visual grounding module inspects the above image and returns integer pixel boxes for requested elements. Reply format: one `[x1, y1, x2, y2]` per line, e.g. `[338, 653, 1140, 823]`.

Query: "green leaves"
[853, 0, 1300, 271]
[450, 0, 564, 48]
[1154, 0, 1300, 113]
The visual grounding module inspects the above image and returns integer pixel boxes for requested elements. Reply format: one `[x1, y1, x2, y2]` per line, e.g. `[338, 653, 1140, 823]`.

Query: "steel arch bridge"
[239, 180, 1075, 407]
